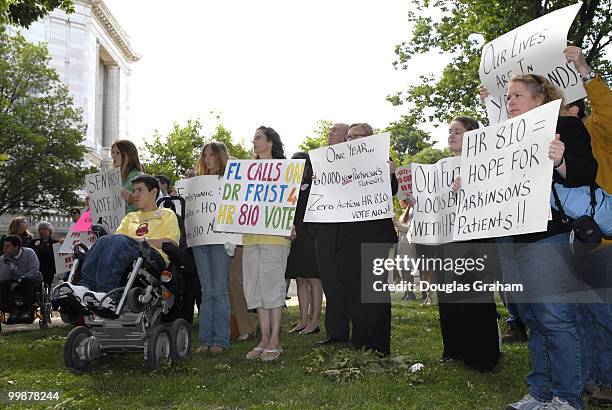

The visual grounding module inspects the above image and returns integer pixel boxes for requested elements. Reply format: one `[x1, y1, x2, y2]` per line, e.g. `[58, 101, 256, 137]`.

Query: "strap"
[589, 184, 597, 217]
[551, 183, 569, 223]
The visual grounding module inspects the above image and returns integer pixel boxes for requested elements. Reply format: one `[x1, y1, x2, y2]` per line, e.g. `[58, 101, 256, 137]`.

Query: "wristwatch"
[581, 70, 596, 83]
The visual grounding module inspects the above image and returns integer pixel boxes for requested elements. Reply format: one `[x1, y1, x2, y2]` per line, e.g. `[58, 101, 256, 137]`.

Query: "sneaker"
[507, 394, 550, 410]
[502, 322, 528, 343]
[590, 386, 612, 407]
[544, 397, 576, 410]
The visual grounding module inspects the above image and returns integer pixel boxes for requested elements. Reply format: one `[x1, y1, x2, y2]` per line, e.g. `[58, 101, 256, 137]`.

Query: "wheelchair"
[0, 272, 52, 333]
[52, 196, 196, 371]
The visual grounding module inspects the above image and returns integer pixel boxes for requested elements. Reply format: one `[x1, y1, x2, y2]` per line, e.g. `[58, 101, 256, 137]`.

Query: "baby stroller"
[0, 272, 52, 332]
[52, 196, 195, 371]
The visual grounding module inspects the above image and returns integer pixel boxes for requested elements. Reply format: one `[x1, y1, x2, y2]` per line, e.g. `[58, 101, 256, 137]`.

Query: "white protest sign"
[410, 157, 461, 244]
[395, 165, 413, 201]
[53, 243, 73, 276]
[175, 175, 241, 247]
[454, 99, 561, 241]
[304, 132, 394, 223]
[57, 227, 96, 254]
[215, 159, 305, 235]
[479, 2, 584, 123]
[86, 168, 125, 233]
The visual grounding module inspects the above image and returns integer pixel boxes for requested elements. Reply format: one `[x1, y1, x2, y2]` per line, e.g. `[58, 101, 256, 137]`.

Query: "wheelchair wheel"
[64, 326, 92, 372]
[39, 286, 52, 329]
[169, 319, 191, 362]
[126, 287, 147, 313]
[145, 326, 171, 369]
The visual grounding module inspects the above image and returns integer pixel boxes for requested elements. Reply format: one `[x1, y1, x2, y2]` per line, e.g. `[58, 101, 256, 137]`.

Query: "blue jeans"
[193, 244, 231, 348]
[499, 233, 585, 409]
[80, 235, 164, 293]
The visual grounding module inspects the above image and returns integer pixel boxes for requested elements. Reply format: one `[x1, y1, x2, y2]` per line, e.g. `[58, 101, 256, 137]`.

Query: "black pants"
[315, 224, 350, 342]
[0, 278, 35, 313]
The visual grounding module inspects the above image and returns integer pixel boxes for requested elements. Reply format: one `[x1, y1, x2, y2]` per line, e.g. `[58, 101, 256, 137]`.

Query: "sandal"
[245, 346, 265, 360]
[210, 345, 225, 353]
[261, 346, 283, 362]
[195, 345, 210, 353]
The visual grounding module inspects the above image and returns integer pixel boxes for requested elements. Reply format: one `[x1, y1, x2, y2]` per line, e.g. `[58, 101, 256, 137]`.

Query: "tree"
[298, 119, 332, 152]
[0, 0, 74, 28]
[0, 30, 88, 217]
[142, 118, 250, 186]
[403, 146, 452, 166]
[390, 0, 612, 125]
[384, 114, 433, 163]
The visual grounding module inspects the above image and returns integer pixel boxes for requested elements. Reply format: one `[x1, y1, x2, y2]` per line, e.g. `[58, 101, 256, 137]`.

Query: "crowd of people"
[0, 46, 610, 409]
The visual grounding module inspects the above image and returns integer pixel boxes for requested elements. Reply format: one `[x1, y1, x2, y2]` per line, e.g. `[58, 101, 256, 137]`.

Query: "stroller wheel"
[169, 319, 192, 362]
[126, 287, 147, 313]
[146, 326, 171, 369]
[64, 326, 92, 372]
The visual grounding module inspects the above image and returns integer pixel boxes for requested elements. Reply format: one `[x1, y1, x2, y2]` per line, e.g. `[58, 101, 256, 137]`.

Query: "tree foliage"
[142, 119, 250, 186]
[390, 0, 612, 124]
[0, 30, 88, 217]
[403, 146, 452, 166]
[0, 0, 74, 28]
[298, 120, 333, 152]
[384, 114, 433, 163]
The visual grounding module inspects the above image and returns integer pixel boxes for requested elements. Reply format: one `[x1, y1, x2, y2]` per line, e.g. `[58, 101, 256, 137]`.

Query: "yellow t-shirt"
[116, 208, 180, 265]
[242, 233, 290, 247]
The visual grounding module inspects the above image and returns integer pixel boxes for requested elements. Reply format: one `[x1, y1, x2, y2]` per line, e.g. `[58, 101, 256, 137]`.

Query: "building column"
[103, 64, 120, 147]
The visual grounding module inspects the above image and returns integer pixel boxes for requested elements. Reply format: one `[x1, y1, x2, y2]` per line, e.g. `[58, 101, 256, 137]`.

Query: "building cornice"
[85, 0, 141, 63]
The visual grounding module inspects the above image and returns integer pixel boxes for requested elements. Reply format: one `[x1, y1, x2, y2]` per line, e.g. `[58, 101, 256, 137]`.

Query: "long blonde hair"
[8, 216, 31, 237]
[196, 141, 229, 176]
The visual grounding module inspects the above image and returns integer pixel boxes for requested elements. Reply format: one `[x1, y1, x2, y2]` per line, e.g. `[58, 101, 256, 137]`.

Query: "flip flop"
[261, 346, 283, 362]
[245, 346, 265, 360]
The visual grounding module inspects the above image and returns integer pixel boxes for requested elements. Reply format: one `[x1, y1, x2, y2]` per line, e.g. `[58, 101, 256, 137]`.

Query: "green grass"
[0, 298, 597, 409]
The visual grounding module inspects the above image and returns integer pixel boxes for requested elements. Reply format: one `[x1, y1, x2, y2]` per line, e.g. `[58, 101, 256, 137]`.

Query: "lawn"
[0, 297, 597, 409]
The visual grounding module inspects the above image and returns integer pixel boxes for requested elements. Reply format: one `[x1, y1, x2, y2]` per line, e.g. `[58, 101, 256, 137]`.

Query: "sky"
[103, 0, 449, 155]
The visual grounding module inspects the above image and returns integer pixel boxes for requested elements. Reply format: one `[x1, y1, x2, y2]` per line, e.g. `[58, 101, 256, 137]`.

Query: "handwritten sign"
[175, 175, 241, 247]
[304, 133, 393, 223]
[454, 100, 561, 240]
[215, 159, 305, 235]
[410, 157, 461, 244]
[71, 209, 92, 232]
[53, 243, 73, 276]
[57, 227, 96, 255]
[86, 168, 125, 233]
[479, 2, 584, 123]
[395, 165, 413, 201]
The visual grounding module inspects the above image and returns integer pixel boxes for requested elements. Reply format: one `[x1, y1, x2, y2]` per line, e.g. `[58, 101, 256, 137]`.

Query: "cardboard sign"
[175, 175, 242, 247]
[86, 168, 125, 233]
[304, 132, 394, 223]
[410, 156, 461, 244]
[53, 242, 73, 276]
[454, 100, 561, 240]
[57, 227, 96, 255]
[479, 2, 585, 123]
[215, 159, 305, 236]
[71, 209, 92, 232]
[395, 165, 413, 201]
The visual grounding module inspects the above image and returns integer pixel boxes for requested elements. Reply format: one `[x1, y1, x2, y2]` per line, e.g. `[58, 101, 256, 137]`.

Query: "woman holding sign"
[486, 74, 597, 410]
[243, 126, 292, 361]
[192, 142, 233, 353]
[111, 140, 145, 214]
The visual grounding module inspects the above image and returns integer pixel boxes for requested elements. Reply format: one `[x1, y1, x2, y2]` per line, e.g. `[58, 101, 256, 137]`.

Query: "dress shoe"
[315, 337, 347, 345]
[300, 326, 320, 335]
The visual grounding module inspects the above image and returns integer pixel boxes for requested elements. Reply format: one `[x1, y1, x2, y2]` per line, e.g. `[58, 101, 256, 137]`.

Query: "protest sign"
[57, 227, 96, 255]
[410, 157, 461, 244]
[395, 165, 413, 201]
[86, 168, 125, 233]
[215, 159, 305, 236]
[453, 99, 561, 241]
[479, 2, 584, 123]
[72, 209, 92, 232]
[304, 132, 394, 223]
[175, 175, 241, 247]
[53, 243, 73, 276]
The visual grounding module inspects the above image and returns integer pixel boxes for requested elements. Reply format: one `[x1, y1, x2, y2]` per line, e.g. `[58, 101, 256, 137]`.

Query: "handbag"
[551, 183, 612, 244]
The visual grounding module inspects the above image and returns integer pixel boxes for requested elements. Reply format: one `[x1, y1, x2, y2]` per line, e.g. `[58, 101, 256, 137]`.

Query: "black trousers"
[0, 278, 35, 313]
[315, 224, 350, 342]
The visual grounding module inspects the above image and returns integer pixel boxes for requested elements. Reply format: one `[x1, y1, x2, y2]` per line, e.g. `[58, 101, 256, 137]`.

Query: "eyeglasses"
[346, 134, 366, 141]
[70, 211, 79, 215]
